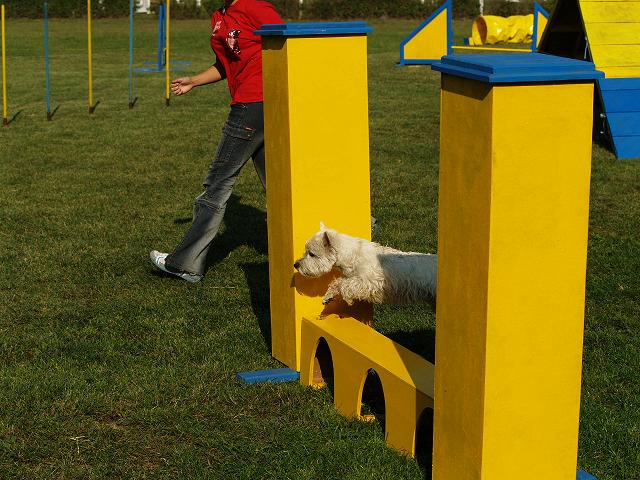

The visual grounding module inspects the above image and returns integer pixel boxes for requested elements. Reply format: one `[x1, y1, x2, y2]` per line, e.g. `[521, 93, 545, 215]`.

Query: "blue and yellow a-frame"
[539, 0, 640, 159]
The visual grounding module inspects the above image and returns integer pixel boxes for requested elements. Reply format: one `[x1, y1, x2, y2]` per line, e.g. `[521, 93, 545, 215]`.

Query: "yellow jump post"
[256, 22, 374, 371]
[87, 0, 95, 114]
[1, 2, 7, 126]
[431, 54, 603, 479]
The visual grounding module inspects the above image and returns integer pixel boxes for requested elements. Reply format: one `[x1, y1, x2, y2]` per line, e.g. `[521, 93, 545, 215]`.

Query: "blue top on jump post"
[255, 21, 372, 37]
[431, 53, 604, 84]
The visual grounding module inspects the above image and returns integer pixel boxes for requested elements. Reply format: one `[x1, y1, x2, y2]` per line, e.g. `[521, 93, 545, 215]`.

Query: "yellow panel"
[482, 82, 593, 479]
[599, 65, 640, 76]
[535, 11, 549, 49]
[434, 77, 594, 480]
[404, 7, 449, 61]
[262, 35, 373, 371]
[590, 44, 640, 66]
[300, 315, 434, 457]
[586, 22, 640, 44]
[580, 1, 640, 22]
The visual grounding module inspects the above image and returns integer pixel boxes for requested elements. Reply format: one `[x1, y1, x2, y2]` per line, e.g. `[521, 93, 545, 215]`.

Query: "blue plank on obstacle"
[601, 89, 640, 113]
[598, 77, 640, 159]
[607, 112, 640, 137]
[599, 77, 640, 91]
[577, 470, 598, 480]
[610, 136, 640, 159]
[237, 368, 300, 385]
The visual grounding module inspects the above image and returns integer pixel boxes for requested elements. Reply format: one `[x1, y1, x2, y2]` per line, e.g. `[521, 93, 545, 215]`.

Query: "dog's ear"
[322, 230, 335, 250]
[319, 221, 326, 232]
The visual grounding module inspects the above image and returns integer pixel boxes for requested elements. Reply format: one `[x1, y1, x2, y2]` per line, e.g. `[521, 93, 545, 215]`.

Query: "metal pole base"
[47, 112, 52, 121]
[89, 105, 96, 114]
[165, 98, 170, 107]
[2, 117, 7, 126]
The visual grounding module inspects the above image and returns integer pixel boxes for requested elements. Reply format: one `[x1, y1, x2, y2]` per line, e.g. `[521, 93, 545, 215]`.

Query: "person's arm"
[171, 62, 226, 96]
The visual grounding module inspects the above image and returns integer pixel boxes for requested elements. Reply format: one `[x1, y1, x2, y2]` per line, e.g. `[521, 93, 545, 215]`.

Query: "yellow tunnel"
[468, 14, 534, 45]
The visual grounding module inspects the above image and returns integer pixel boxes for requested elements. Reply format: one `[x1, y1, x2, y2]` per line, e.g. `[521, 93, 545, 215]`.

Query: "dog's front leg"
[338, 277, 378, 306]
[322, 278, 343, 305]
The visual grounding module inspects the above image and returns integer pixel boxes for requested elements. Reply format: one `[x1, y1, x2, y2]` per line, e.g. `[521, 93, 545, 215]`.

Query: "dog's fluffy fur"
[294, 224, 437, 306]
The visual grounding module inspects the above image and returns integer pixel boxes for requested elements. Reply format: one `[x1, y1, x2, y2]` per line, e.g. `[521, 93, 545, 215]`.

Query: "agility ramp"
[539, 0, 640, 159]
[300, 315, 434, 457]
[398, 0, 549, 66]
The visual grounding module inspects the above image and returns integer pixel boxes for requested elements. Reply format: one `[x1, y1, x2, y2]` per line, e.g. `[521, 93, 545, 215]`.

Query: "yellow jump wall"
[257, 23, 374, 371]
[431, 54, 603, 479]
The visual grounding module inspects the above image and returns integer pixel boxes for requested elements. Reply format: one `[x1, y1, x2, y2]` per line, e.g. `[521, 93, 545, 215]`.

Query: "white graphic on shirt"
[227, 29, 241, 55]
[212, 20, 222, 36]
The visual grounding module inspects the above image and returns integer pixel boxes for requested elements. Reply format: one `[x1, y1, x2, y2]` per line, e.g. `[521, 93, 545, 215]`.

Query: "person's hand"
[171, 77, 195, 96]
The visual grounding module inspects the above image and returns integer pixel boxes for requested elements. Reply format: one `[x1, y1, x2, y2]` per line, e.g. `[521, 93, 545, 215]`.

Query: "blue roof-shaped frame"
[431, 53, 604, 84]
[255, 21, 372, 37]
[531, 2, 551, 53]
[398, 0, 453, 66]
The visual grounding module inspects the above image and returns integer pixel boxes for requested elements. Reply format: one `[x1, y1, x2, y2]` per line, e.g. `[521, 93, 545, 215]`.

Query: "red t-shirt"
[210, 0, 282, 105]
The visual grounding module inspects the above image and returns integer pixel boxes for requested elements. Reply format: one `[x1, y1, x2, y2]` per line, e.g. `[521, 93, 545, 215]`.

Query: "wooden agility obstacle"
[257, 20, 601, 479]
[432, 53, 602, 479]
[256, 22, 375, 371]
[300, 315, 434, 457]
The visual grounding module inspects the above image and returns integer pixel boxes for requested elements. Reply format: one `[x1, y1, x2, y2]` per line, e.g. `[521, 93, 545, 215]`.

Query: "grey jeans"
[165, 102, 266, 276]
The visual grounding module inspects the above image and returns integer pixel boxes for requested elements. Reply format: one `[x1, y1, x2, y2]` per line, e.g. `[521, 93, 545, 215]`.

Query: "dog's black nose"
[294, 262, 300, 270]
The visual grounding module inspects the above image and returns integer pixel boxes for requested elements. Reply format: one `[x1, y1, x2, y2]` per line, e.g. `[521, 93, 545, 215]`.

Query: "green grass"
[0, 16, 639, 480]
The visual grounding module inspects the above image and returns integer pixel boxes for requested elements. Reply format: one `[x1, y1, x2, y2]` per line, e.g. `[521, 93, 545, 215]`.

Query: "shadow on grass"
[6, 110, 23, 125]
[241, 261, 271, 349]
[415, 407, 434, 479]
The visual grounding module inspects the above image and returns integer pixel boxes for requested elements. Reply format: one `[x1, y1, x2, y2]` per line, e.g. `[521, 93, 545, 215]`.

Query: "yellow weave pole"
[1, 3, 8, 126]
[165, 0, 170, 106]
[87, 0, 94, 114]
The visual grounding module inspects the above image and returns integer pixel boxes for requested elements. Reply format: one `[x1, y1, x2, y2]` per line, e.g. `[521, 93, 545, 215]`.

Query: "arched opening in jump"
[313, 337, 334, 395]
[359, 368, 386, 434]
[415, 407, 434, 476]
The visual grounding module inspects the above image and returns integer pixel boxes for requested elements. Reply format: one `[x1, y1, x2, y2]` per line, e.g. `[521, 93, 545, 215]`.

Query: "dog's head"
[294, 223, 339, 277]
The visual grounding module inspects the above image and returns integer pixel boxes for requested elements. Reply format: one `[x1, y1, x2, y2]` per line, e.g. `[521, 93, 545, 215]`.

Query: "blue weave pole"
[128, 0, 134, 108]
[157, 2, 164, 71]
[44, 1, 51, 120]
[136, 1, 189, 73]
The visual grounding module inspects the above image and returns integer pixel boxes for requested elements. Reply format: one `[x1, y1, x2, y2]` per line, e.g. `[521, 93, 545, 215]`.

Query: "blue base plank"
[237, 368, 300, 385]
[577, 470, 598, 480]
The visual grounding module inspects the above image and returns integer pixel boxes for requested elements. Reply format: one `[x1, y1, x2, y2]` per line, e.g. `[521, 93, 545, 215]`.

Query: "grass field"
[0, 15, 639, 480]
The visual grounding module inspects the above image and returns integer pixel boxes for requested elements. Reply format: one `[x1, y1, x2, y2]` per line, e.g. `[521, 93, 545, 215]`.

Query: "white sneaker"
[149, 250, 203, 283]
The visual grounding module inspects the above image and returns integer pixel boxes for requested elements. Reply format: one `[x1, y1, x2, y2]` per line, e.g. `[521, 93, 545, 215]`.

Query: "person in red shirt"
[150, 0, 283, 282]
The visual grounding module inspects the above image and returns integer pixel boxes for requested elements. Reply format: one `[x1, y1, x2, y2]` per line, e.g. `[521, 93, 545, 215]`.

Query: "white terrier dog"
[294, 224, 437, 306]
